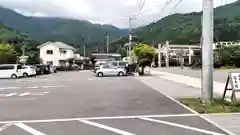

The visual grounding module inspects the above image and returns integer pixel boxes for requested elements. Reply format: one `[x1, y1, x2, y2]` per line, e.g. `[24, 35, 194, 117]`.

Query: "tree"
[0, 43, 17, 64]
[133, 43, 156, 75]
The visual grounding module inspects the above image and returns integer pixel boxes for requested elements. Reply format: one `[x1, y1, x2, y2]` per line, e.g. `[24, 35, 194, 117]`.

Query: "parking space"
[0, 71, 229, 135]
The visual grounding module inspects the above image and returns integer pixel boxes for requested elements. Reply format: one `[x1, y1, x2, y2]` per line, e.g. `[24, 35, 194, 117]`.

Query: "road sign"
[222, 72, 240, 102]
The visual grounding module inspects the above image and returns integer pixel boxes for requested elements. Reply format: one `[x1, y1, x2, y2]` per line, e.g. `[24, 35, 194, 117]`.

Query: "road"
[0, 71, 229, 135]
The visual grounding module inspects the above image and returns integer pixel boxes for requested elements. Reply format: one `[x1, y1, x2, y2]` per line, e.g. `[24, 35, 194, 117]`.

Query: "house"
[38, 41, 78, 67]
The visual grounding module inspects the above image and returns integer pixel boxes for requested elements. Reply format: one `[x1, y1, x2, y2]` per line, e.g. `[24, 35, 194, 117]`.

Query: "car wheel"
[97, 72, 103, 77]
[11, 74, 18, 79]
[23, 73, 28, 77]
[118, 71, 124, 76]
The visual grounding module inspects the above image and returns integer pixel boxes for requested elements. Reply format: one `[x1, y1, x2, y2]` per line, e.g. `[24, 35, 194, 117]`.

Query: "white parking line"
[139, 117, 225, 135]
[0, 124, 12, 132]
[6, 93, 17, 97]
[0, 114, 197, 124]
[19, 92, 30, 97]
[42, 85, 62, 88]
[14, 123, 46, 135]
[27, 86, 39, 89]
[79, 120, 135, 135]
[2, 87, 21, 90]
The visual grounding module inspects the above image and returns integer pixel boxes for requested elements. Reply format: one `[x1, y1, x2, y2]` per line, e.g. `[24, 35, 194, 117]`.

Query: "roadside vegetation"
[180, 98, 240, 114]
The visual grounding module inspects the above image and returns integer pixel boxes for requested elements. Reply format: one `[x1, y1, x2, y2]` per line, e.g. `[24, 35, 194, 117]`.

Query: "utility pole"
[165, 41, 170, 67]
[201, 0, 214, 103]
[128, 17, 133, 64]
[21, 45, 26, 56]
[158, 44, 162, 67]
[84, 44, 86, 58]
[106, 34, 109, 53]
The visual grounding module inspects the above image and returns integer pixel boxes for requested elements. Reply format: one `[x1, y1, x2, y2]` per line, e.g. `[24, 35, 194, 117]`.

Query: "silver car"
[96, 65, 126, 77]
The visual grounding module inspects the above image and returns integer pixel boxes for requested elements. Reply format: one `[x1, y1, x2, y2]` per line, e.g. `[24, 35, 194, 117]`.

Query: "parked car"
[107, 61, 128, 69]
[0, 64, 23, 79]
[35, 64, 50, 75]
[96, 64, 126, 77]
[21, 65, 37, 77]
[93, 61, 107, 73]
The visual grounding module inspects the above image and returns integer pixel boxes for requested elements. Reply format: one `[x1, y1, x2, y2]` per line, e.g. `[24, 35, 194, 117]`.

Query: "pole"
[158, 44, 162, 67]
[189, 47, 192, 66]
[165, 41, 170, 67]
[106, 34, 109, 53]
[84, 44, 86, 57]
[202, 0, 214, 102]
[129, 17, 132, 64]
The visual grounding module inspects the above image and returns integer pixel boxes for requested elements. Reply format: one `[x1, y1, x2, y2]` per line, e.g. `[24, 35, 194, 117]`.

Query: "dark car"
[35, 65, 50, 75]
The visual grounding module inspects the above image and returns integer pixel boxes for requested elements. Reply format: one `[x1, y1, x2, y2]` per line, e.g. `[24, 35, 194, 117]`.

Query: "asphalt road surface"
[0, 71, 228, 135]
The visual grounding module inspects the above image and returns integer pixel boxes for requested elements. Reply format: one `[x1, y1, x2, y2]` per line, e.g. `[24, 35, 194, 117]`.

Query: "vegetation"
[0, 6, 127, 55]
[133, 43, 156, 75]
[0, 43, 17, 64]
[134, 0, 240, 45]
[0, 24, 40, 64]
[180, 98, 240, 113]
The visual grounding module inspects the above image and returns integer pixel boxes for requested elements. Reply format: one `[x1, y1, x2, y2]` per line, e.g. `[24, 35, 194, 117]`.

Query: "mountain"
[0, 6, 128, 54]
[134, 0, 240, 45]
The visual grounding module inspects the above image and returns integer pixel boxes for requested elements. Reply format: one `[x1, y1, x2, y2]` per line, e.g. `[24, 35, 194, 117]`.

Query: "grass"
[179, 98, 240, 114]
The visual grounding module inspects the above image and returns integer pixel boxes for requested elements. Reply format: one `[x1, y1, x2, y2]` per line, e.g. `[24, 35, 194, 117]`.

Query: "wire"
[169, 0, 183, 15]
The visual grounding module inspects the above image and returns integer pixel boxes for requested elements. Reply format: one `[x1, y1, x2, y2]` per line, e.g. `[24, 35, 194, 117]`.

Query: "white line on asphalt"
[0, 114, 197, 124]
[139, 79, 236, 135]
[42, 85, 62, 88]
[27, 86, 39, 89]
[140, 118, 226, 135]
[0, 124, 12, 132]
[6, 93, 17, 97]
[79, 120, 135, 135]
[4, 87, 21, 90]
[14, 123, 46, 135]
[19, 92, 30, 97]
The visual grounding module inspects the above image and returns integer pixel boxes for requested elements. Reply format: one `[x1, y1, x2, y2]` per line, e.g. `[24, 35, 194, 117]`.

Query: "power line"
[169, 0, 183, 15]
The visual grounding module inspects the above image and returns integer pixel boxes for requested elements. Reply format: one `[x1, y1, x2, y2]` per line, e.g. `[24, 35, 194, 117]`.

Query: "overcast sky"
[0, 0, 237, 28]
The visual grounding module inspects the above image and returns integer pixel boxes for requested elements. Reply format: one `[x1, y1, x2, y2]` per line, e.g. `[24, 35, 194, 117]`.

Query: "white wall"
[40, 43, 76, 66]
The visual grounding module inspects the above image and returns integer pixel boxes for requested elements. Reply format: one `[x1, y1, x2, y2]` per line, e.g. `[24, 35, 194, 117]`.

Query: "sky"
[0, 0, 237, 28]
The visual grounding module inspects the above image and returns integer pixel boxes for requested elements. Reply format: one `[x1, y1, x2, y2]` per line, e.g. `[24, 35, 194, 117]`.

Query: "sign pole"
[201, 0, 214, 103]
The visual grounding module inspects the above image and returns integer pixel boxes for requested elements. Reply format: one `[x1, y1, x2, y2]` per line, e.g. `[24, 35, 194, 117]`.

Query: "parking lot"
[0, 71, 229, 135]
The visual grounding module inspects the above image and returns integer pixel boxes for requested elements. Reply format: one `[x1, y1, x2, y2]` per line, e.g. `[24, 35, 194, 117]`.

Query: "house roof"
[38, 41, 77, 51]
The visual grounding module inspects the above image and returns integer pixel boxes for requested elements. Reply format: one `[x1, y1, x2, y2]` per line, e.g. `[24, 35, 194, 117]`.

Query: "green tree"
[0, 43, 17, 64]
[133, 43, 156, 75]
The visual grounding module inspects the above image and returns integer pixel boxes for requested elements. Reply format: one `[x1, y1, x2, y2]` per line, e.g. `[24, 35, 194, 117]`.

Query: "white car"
[96, 65, 126, 77]
[21, 65, 37, 77]
[0, 64, 23, 79]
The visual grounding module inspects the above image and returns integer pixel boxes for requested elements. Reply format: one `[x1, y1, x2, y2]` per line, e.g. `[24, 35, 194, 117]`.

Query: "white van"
[0, 64, 23, 79]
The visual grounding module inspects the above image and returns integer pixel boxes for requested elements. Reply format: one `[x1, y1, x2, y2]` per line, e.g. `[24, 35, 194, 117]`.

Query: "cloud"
[0, 0, 237, 28]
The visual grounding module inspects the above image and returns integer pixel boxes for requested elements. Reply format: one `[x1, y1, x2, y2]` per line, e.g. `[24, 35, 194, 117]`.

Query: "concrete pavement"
[149, 67, 240, 135]
[0, 71, 230, 135]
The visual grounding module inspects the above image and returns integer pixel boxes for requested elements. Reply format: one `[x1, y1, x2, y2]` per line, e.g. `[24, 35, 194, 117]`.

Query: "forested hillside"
[0, 6, 128, 53]
[134, 0, 240, 44]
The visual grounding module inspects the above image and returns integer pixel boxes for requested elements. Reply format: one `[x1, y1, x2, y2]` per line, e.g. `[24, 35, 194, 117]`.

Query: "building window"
[46, 50, 53, 55]
[60, 50, 67, 55]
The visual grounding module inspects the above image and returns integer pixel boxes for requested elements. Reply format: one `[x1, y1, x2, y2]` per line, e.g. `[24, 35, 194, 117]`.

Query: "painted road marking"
[15, 123, 46, 135]
[0, 124, 12, 132]
[6, 93, 17, 97]
[27, 86, 40, 89]
[79, 120, 135, 135]
[140, 117, 225, 135]
[42, 85, 62, 88]
[0, 87, 20, 90]
[19, 92, 30, 97]
[0, 114, 197, 124]
[139, 78, 236, 135]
